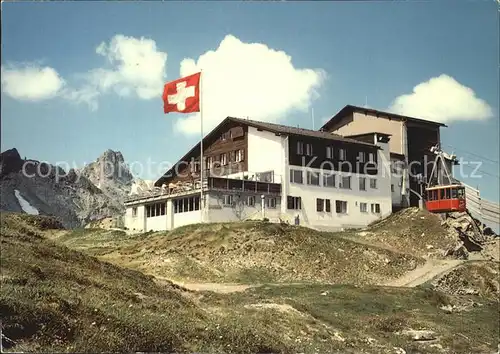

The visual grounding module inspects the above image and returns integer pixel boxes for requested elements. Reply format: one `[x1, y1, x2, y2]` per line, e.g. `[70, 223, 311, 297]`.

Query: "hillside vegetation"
[0, 213, 293, 353]
[346, 208, 459, 257]
[2, 212, 499, 353]
[54, 208, 470, 286]
[56, 219, 426, 285]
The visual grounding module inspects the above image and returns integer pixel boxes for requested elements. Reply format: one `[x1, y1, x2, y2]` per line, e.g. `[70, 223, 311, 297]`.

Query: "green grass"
[3, 212, 498, 353]
[56, 220, 425, 285]
[0, 213, 298, 353]
[201, 283, 499, 353]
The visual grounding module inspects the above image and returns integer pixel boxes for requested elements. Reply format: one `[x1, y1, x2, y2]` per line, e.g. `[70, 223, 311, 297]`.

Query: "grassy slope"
[345, 208, 458, 257]
[432, 261, 500, 298]
[201, 283, 499, 354]
[0, 213, 294, 353]
[56, 220, 425, 285]
[2, 212, 499, 353]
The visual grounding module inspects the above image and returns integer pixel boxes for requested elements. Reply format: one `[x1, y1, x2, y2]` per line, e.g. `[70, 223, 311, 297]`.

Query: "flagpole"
[312, 107, 315, 130]
[199, 69, 204, 224]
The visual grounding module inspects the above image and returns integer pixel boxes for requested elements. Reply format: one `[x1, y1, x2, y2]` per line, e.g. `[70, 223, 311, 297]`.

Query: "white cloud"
[1, 63, 65, 101]
[2, 35, 168, 110]
[61, 85, 101, 111]
[175, 34, 326, 135]
[89, 35, 167, 100]
[388, 74, 493, 123]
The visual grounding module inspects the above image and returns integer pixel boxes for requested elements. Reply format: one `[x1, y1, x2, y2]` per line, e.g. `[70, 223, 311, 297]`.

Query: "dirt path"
[157, 260, 468, 293]
[172, 281, 254, 293]
[384, 259, 465, 287]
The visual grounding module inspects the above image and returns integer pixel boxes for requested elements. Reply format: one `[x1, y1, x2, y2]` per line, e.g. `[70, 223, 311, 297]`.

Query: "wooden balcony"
[208, 176, 281, 195]
[124, 174, 281, 204]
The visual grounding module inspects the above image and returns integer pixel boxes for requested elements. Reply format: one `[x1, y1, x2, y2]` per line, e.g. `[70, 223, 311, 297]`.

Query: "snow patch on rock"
[14, 189, 39, 215]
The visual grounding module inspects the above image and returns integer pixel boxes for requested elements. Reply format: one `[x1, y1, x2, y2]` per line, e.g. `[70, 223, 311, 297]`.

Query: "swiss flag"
[162, 72, 201, 114]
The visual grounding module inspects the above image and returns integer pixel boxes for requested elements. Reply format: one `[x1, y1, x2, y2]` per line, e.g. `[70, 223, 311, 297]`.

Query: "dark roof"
[345, 132, 392, 139]
[228, 117, 378, 147]
[155, 116, 379, 186]
[321, 104, 447, 132]
[390, 152, 405, 160]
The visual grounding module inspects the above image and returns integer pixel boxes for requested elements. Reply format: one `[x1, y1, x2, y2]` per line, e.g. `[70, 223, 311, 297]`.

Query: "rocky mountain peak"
[81, 149, 134, 186]
[0, 148, 24, 177]
[0, 147, 152, 228]
[99, 149, 125, 165]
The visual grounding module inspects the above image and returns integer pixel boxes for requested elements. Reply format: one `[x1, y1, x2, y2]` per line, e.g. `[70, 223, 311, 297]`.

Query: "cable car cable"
[443, 144, 499, 164]
[458, 163, 500, 179]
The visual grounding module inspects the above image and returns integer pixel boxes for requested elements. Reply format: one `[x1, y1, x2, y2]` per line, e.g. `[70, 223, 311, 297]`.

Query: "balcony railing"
[124, 171, 282, 203]
[208, 176, 281, 195]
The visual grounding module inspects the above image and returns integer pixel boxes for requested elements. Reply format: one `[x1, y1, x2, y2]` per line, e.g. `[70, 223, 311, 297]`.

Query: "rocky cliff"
[0, 148, 153, 228]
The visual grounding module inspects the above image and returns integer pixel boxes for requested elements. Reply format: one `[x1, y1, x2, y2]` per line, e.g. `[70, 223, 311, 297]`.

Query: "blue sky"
[1, 1, 499, 202]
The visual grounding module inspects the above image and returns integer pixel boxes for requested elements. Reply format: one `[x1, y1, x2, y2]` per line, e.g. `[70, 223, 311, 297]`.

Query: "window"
[173, 196, 200, 213]
[287, 196, 301, 210]
[368, 152, 375, 163]
[221, 132, 230, 141]
[146, 202, 166, 217]
[305, 143, 313, 156]
[359, 177, 366, 191]
[258, 171, 274, 183]
[246, 195, 255, 206]
[207, 156, 214, 169]
[297, 141, 304, 155]
[132, 207, 137, 217]
[266, 198, 277, 209]
[290, 169, 303, 184]
[340, 176, 351, 189]
[360, 202, 367, 213]
[428, 190, 437, 201]
[323, 173, 335, 187]
[235, 149, 245, 162]
[336, 200, 347, 214]
[220, 153, 227, 165]
[358, 151, 365, 163]
[391, 184, 394, 192]
[391, 160, 403, 174]
[316, 198, 324, 212]
[307, 171, 320, 186]
[339, 148, 347, 161]
[325, 199, 331, 212]
[370, 178, 377, 189]
[326, 146, 334, 159]
[391, 161, 398, 174]
[223, 195, 233, 206]
[193, 160, 200, 172]
[371, 203, 381, 214]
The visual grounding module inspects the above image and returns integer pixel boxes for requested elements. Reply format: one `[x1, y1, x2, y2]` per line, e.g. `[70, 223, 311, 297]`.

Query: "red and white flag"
[162, 72, 201, 114]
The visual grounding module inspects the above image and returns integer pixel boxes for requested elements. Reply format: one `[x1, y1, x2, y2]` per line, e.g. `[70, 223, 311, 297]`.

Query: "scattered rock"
[399, 329, 437, 341]
[440, 304, 454, 314]
[365, 337, 377, 344]
[332, 331, 345, 342]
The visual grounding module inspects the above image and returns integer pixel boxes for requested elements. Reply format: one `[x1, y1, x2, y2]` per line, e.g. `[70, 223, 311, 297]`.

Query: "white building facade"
[124, 117, 393, 232]
[320, 105, 447, 209]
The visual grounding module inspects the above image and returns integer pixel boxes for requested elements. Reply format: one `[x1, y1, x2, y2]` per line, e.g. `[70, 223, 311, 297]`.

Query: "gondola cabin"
[425, 184, 466, 213]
